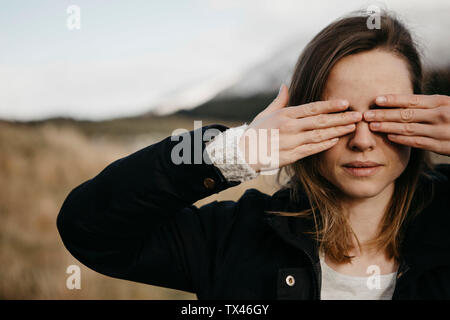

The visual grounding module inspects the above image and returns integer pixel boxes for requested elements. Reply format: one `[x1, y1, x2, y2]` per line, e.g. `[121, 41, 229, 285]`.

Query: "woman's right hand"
[238, 84, 362, 173]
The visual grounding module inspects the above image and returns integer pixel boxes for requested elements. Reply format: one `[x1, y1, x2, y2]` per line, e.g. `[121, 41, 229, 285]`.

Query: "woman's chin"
[337, 183, 384, 199]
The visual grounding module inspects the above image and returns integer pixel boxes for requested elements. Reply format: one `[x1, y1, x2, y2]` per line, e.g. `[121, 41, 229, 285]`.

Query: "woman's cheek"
[316, 148, 339, 178]
[385, 143, 411, 171]
[395, 145, 411, 172]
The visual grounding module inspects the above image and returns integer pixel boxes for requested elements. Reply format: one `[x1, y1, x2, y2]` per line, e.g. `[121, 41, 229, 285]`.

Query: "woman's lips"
[342, 165, 383, 177]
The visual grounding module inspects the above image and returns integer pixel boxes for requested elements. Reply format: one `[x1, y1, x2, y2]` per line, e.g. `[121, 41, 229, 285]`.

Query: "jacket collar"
[263, 187, 319, 263]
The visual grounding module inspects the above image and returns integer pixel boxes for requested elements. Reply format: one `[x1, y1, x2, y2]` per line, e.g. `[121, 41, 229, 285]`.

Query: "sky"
[1, 0, 449, 121]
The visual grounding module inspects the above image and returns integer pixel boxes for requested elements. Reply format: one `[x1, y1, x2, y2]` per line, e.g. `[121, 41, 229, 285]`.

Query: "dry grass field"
[0, 118, 448, 299]
[0, 118, 281, 299]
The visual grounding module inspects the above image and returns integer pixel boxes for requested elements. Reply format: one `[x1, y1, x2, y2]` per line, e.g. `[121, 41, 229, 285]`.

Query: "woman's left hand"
[363, 94, 450, 156]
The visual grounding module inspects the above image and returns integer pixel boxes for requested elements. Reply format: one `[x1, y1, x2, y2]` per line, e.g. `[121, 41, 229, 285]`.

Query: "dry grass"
[0, 122, 189, 299]
[0, 120, 279, 299]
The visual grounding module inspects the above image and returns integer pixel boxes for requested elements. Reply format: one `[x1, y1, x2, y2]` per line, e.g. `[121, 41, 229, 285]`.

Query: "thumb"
[265, 83, 289, 112]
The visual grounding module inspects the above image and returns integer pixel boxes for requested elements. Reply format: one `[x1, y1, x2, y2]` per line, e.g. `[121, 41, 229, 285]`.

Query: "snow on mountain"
[151, 36, 308, 116]
[213, 38, 307, 100]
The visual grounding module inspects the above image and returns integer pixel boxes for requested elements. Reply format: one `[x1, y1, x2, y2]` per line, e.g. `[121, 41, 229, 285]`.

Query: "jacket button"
[285, 275, 295, 287]
[203, 177, 216, 190]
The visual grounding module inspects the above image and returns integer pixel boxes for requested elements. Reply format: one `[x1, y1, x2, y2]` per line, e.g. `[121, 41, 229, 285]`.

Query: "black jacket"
[57, 123, 450, 300]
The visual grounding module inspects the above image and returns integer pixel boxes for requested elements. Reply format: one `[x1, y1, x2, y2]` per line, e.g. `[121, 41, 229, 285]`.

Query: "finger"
[369, 121, 442, 138]
[278, 124, 355, 150]
[292, 137, 340, 159]
[291, 111, 361, 131]
[387, 134, 450, 155]
[375, 94, 449, 109]
[264, 84, 289, 113]
[283, 99, 350, 119]
[298, 123, 356, 145]
[363, 108, 437, 124]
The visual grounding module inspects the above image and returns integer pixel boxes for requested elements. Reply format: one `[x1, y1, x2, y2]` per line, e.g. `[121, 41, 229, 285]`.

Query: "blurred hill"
[150, 38, 304, 118]
[176, 93, 277, 123]
[168, 65, 450, 122]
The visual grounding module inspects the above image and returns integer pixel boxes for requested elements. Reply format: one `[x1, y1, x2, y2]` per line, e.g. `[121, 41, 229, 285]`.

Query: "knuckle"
[307, 104, 318, 115]
[400, 109, 414, 121]
[438, 107, 450, 123]
[414, 137, 426, 148]
[404, 123, 415, 135]
[312, 130, 324, 142]
[302, 143, 315, 154]
[315, 114, 327, 127]
[294, 145, 306, 157]
[409, 95, 420, 106]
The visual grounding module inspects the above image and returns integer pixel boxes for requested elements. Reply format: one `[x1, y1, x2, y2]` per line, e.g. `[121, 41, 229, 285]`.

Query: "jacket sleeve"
[56, 123, 243, 294]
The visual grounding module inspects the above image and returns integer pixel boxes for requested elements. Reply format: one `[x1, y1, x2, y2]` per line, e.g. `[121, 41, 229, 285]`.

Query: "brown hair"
[270, 10, 436, 264]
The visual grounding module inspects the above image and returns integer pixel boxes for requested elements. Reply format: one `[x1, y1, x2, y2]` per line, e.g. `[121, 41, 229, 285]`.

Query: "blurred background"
[0, 0, 449, 299]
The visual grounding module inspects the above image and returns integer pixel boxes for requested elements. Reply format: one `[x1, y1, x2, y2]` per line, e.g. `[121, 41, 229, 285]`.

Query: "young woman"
[57, 11, 450, 299]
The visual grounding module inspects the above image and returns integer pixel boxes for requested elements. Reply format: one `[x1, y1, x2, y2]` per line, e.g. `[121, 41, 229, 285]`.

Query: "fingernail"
[376, 96, 387, 104]
[339, 100, 349, 107]
[371, 122, 381, 128]
[353, 112, 362, 120]
[365, 111, 375, 119]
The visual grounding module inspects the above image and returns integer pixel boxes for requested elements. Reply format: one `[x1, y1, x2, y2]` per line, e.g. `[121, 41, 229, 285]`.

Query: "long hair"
[270, 10, 436, 264]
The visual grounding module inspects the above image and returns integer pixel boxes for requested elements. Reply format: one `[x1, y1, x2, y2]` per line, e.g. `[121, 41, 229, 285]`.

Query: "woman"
[57, 10, 450, 299]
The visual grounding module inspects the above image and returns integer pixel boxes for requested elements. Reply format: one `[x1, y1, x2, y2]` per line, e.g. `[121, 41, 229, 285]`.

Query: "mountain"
[151, 30, 450, 123]
[151, 36, 308, 122]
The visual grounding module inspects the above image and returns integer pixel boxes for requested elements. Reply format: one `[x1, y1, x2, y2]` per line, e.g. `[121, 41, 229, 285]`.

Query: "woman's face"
[317, 49, 412, 200]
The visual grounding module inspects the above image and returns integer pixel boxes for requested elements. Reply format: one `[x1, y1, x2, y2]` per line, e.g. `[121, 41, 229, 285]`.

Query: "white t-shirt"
[319, 251, 397, 300]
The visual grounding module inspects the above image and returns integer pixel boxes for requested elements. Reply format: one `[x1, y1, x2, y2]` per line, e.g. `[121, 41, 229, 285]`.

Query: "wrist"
[205, 123, 259, 182]
[238, 131, 261, 173]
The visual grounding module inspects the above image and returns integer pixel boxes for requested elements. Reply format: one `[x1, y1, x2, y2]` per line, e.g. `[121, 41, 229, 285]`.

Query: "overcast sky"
[1, 0, 449, 120]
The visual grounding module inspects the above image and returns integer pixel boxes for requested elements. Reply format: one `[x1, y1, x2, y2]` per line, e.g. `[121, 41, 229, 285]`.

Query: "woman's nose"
[347, 120, 377, 151]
